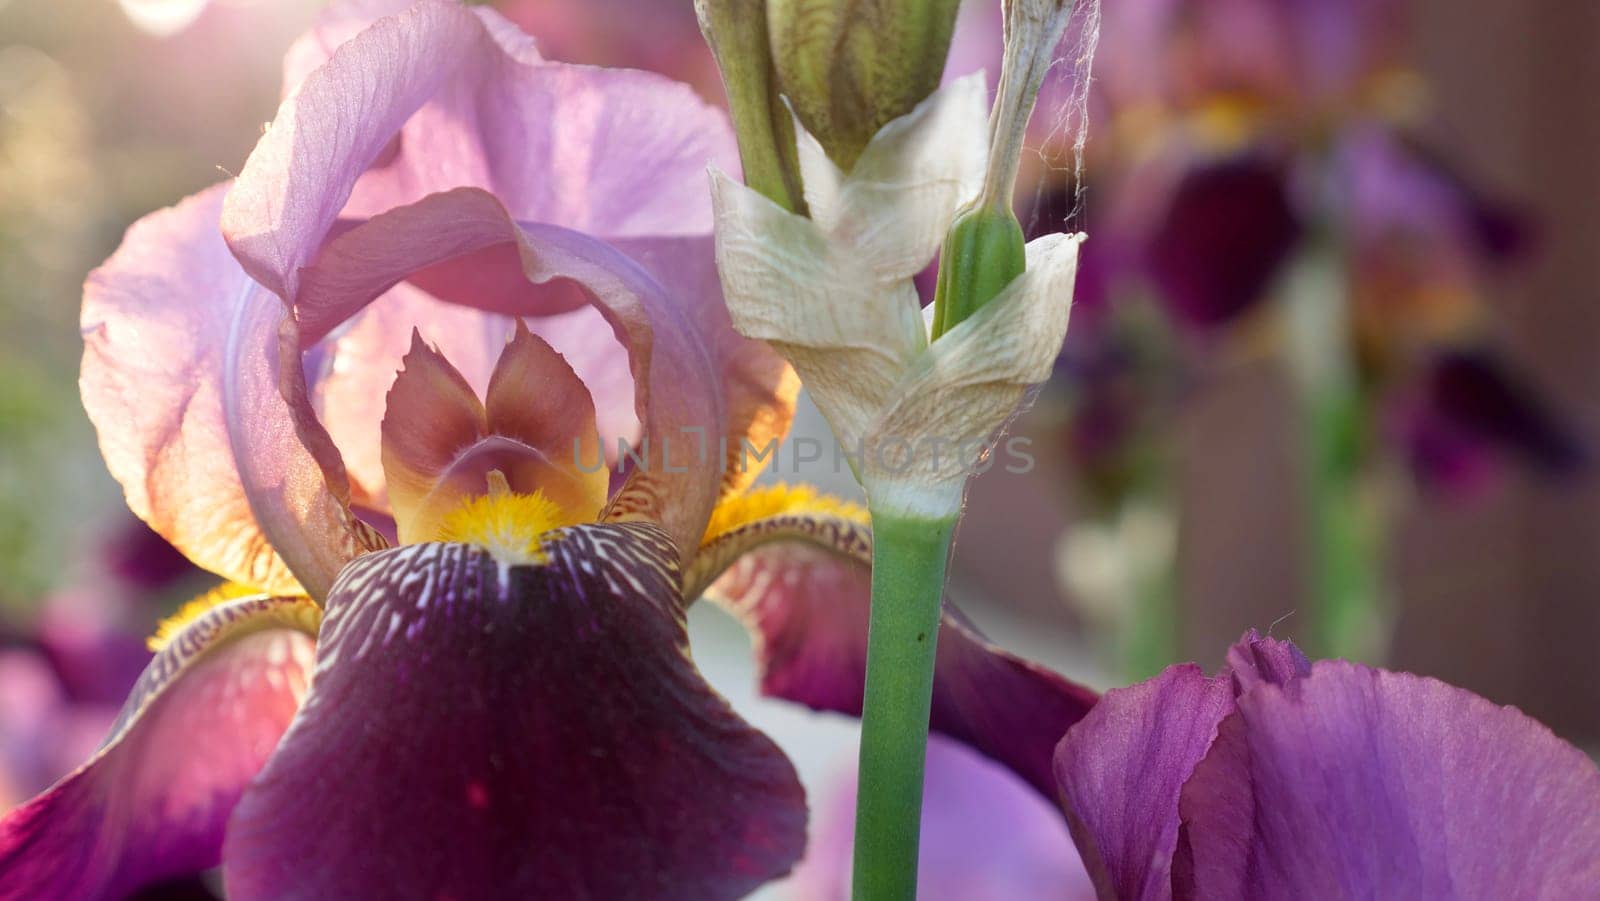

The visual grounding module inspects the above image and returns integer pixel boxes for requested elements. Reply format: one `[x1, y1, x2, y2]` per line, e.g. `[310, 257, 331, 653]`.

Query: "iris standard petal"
[609, 236, 799, 501]
[692, 495, 1098, 802]
[0, 596, 318, 900]
[223, 281, 388, 599]
[224, 0, 734, 303]
[222, 524, 806, 900]
[1052, 664, 1236, 901]
[79, 184, 299, 594]
[1175, 661, 1600, 900]
[283, 189, 724, 557]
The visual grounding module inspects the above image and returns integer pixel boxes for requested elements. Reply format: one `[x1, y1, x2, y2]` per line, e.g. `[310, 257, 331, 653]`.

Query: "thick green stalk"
[851, 508, 957, 901]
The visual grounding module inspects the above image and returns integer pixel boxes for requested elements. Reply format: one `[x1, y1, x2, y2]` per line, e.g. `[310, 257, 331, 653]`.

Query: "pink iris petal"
[312, 288, 639, 509]
[79, 184, 301, 593]
[0, 597, 316, 898]
[222, 526, 806, 899]
[223, 280, 380, 599]
[223, 0, 734, 303]
[218, 1, 770, 554]
[794, 736, 1095, 900]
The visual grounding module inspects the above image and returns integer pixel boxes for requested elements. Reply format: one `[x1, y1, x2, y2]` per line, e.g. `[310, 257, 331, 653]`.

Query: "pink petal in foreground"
[0, 596, 318, 900]
[79, 184, 298, 593]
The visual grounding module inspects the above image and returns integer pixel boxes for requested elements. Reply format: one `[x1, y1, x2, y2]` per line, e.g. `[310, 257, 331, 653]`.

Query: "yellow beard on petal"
[147, 582, 273, 651]
[700, 483, 869, 548]
[433, 474, 576, 566]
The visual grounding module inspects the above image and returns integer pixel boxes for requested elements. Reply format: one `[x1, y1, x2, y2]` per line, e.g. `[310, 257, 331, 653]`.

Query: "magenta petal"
[0, 596, 317, 899]
[710, 538, 1097, 802]
[1053, 665, 1236, 901]
[222, 526, 805, 900]
[1175, 662, 1600, 899]
[225, 0, 733, 300]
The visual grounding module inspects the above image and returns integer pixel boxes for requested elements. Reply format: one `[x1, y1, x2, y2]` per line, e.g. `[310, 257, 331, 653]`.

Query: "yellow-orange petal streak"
[700, 483, 868, 547]
[434, 486, 577, 566]
[147, 582, 320, 652]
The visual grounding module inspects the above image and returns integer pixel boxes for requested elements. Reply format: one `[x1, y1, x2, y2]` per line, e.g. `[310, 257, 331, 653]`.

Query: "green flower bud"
[767, 0, 961, 171]
[931, 0, 1079, 337]
[929, 205, 1027, 340]
[695, 0, 806, 212]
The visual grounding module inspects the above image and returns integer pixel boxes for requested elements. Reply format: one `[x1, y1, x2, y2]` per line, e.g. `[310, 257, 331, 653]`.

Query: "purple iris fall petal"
[709, 536, 1098, 803]
[1176, 662, 1600, 898]
[1146, 156, 1302, 331]
[1056, 631, 1600, 898]
[0, 596, 316, 900]
[222, 524, 805, 900]
[1053, 664, 1235, 901]
[1223, 629, 1311, 692]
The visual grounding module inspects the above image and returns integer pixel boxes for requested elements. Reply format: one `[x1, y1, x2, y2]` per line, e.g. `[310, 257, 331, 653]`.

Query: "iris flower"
[1055, 630, 1600, 898]
[0, 2, 1096, 897]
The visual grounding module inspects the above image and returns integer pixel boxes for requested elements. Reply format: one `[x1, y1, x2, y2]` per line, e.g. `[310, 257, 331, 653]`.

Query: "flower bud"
[696, 0, 806, 211]
[931, 0, 1078, 336]
[767, 0, 961, 171]
[930, 206, 1027, 339]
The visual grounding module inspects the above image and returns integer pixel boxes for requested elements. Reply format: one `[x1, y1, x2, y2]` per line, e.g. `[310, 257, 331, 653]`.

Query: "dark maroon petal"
[1224, 629, 1311, 693]
[1424, 348, 1586, 476]
[1147, 156, 1301, 331]
[222, 525, 805, 900]
[1052, 665, 1236, 901]
[702, 517, 1097, 803]
[1175, 662, 1600, 898]
[0, 596, 317, 899]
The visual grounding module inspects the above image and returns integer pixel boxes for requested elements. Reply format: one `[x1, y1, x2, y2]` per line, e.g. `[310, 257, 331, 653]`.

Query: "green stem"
[851, 508, 957, 901]
[1282, 239, 1382, 659]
